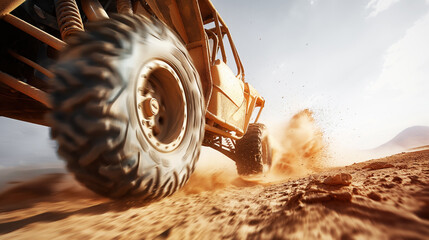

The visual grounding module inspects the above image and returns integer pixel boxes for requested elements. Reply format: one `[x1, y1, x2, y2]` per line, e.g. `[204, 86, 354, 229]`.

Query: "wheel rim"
[135, 60, 187, 153]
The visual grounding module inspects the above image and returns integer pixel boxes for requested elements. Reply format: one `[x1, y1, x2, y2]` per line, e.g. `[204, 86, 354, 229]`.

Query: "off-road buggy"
[0, 0, 272, 199]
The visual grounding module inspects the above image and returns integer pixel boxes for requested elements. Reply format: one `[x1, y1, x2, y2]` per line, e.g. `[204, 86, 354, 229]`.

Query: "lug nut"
[143, 97, 159, 118]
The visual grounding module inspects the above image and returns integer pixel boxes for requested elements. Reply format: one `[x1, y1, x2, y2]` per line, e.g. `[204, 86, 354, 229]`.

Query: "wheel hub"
[143, 97, 159, 118]
[135, 60, 187, 153]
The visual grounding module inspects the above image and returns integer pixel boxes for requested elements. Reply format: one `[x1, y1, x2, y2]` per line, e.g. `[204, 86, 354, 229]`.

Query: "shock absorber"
[54, 0, 84, 40]
[117, 0, 133, 15]
[225, 137, 235, 152]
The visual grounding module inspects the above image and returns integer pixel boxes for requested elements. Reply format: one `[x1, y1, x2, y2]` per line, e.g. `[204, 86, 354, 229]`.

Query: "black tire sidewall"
[122, 32, 204, 178]
[235, 123, 271, 175]
[109, 20, 205, 197]
[51, 15, 204, 198]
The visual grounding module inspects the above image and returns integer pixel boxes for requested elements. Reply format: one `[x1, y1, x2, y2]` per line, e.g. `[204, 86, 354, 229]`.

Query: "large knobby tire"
[49, 14, 205, 199]
[235, 123, 272, 175]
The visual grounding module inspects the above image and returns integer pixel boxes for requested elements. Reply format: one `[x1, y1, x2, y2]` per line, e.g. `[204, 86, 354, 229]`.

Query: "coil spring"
[225, 137, 235, 151]
[116, 0, 133, 15]
[117, 0, 133, 15]
[55, 0, 84, 40]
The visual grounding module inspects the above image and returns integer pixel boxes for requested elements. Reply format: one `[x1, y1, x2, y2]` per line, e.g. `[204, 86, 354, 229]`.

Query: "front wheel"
[234, 123, 272, 175]
[50, 14, 205, 199]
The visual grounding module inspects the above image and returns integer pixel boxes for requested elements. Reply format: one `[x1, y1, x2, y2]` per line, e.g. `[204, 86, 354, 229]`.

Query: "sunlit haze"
[213, 0, 429, 150]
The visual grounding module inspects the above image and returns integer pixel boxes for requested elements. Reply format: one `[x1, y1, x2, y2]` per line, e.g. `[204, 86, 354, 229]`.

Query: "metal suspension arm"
[0, 71, 52, 108]
[2, 14, 66, 50]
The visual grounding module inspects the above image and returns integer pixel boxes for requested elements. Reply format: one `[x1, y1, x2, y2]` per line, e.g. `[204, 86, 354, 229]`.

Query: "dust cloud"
[181, 109, 327, 194]
[2, 111, 429, 239]
[0, 109, 327, 197]
[179, 148, 240, 195]
[269, 109, 326, 178]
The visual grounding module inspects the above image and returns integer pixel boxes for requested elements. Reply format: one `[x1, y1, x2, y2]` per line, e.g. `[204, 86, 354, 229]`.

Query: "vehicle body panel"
[144, 0, 265, 138]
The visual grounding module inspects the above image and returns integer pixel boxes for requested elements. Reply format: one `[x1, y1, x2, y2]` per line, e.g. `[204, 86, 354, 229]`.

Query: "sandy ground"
[0, 148, 428, 240]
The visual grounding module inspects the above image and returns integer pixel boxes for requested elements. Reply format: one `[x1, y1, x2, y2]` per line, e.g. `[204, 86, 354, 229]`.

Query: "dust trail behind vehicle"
[181, 109, 327, 194]
[269, 109, 326, 178]
[0, 109, 327, 197]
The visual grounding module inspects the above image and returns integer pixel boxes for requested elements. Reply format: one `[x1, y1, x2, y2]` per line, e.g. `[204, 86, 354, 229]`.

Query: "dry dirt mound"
[0, 149, 428, 239]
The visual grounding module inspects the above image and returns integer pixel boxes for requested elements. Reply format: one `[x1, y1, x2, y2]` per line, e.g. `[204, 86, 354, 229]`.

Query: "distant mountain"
[373, 126, 429, 154]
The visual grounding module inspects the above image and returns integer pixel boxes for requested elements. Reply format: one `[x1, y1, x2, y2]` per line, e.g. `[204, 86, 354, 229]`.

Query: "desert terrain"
[0, 150, 428, 239]
[0, 110, 428, 239]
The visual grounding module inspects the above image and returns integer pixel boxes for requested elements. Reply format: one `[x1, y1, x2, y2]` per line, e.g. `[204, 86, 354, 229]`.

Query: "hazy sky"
[212, 0, 429, 149]
[1, 0, 428, 167]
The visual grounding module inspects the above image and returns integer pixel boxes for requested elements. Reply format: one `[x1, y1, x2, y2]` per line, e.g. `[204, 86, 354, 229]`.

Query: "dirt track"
[0, 149, 428, 239]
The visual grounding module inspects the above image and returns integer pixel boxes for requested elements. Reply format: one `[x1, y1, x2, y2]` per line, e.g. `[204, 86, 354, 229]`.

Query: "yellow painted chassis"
[139, 0, 265, 139]
[0, 0, 265, 140]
